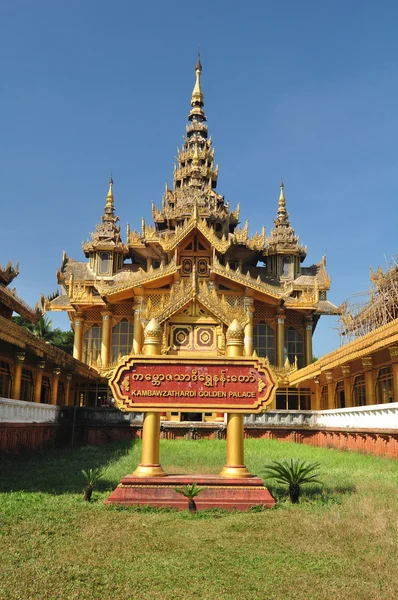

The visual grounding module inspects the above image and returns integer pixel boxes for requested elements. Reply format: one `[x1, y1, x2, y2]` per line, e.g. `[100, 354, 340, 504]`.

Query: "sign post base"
[105, 474, 275, 510]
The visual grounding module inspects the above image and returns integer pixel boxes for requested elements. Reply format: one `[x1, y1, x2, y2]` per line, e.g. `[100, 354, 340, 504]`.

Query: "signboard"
[110, 356, 276, 413]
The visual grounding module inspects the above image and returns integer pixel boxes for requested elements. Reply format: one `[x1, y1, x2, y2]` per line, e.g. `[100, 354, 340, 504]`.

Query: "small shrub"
[263, 458, 321, 504]
[175, 483, 205, 513]
[81, 467, 103, 502]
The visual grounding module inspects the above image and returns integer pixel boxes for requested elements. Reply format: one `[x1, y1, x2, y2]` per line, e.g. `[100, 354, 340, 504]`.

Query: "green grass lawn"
[1, 438, 398, 600]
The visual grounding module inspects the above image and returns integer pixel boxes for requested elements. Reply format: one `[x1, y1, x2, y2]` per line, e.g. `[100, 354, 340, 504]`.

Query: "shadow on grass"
[0, 440, 137, 495]
[265, 482, 357, 506]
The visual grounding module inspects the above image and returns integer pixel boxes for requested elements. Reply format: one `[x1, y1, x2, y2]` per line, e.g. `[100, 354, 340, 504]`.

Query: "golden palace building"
[0, 262, 98, 406]
[44, 58, 345, 418]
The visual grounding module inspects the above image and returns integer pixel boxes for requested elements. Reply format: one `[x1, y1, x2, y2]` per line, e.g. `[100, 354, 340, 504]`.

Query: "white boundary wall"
[247, 403, 398, 430]
[0, 398, 61, 423]
[2, 397, 398, 431]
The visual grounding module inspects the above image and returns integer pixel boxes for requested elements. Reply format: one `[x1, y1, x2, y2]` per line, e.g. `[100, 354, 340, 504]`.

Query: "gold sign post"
[133, 319, 165, 477]
[220, 320, 251, 478]
[106, 318, 277, 509]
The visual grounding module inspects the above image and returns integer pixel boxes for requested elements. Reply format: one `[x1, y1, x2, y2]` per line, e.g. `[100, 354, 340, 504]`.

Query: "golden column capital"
[144, 318, 162, 356]
[15, 352, 26, 364]
[226, 319, 244, 357]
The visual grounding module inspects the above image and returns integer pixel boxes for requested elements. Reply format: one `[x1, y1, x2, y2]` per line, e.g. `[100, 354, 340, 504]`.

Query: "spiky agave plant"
[175, 483, 205, 513]
[82, 467, 103, 502]
[263, 459, 321, 503]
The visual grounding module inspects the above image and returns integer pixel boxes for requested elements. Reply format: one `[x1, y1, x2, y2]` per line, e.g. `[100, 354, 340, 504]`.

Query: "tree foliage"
[12, 315, 74, 355]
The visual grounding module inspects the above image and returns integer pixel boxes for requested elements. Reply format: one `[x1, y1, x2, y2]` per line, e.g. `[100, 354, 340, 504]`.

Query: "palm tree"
[33, 316, 55, 342]
[175, 483, 205, 513]
[263, 458, 321, 503]
[82, 468, 103, 501]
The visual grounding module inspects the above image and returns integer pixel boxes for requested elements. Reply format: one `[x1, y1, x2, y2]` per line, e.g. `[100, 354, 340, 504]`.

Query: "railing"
[2, 397, 398, 431]
[0, 398, 62, 423]
[245, 403, 398, 430]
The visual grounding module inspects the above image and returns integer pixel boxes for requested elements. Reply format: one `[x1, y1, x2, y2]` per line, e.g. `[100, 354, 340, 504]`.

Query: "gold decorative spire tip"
[279, 180, 285, 203]
[107, 176, 114, 202]
[195, 49, 202, 72]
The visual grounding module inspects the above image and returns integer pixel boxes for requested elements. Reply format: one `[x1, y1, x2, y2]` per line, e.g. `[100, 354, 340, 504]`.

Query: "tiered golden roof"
[45, 58, 338, 334]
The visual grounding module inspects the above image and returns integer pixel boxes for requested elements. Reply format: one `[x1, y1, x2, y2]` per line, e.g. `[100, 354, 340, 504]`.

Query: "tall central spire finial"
[191, 50, 204, 108]
[195, 47, 202, 72]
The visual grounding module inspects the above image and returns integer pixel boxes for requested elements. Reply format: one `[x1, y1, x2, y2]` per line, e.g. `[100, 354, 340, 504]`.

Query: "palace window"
[353, 375, 366, 406]
[253, 321, 275, 364]
[320, 385, 328, 409]
[284, 327, 304, 368]
[276, 387, 311, 410]
[99, 252, 110, 274]
[335, 381, 345, 408]
[0, 361, 12, 398]
[112, 319, 133, 362]
[41, 376, 51, 404]
[57, 381, 65, 405]
[83, 324, 102, 365]
[20, 369, 34, 402]
[376, 366, 394, 404]
[282, 256, 292, 278]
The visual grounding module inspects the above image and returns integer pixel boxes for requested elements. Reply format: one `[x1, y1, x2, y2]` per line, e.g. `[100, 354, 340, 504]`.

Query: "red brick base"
[105, 474, 275, 510]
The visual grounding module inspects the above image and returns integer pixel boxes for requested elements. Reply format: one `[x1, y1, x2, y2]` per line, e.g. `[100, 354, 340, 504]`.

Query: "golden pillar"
[133, 318, 165, 477]
[220, 320, 252, 479]
[388, 347, 398, 403]
[101, 311, 112, 367]
[362, 357, 375, 405]
[325, 372, 334, 409]
[312, 378, 321, 410]
[304, 315, 313, 367]
[34, 360, 45, 403]
[276, 308, 285, 368]
[73, 313, 85, 361]
[133, 300, 143, 355]
[12, 352, 25, 400]
[65, 373, 73, 406]
[51, 368, 61, 405]
[342, 365, 352, 408]
[244, 295, 254, 357]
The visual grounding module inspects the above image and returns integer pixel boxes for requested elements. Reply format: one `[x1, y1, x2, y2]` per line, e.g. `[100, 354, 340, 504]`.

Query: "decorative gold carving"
[96, 257, 178, 296]
[226, 320, 244, 346]
[341, 365, 351, 377]
[212, 256, 287, 299]
[144, 319, 162, 345]
[388, 346, 398, 359]
[361, 356, 373, 369]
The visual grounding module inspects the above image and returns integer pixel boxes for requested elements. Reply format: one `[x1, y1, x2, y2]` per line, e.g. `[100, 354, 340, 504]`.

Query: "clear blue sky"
[1, 0, 397, 357]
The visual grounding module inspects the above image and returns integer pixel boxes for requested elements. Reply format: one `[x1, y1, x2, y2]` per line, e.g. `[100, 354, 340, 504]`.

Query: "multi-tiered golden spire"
[151, 56, 239, 233]
[266, 182, 307, 260]
[172, 55, 218, 191]
[82, 177, 124, 254]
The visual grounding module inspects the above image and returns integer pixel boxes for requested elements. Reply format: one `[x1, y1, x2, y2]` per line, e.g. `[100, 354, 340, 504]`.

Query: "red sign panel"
[110, 357, 276, 413]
